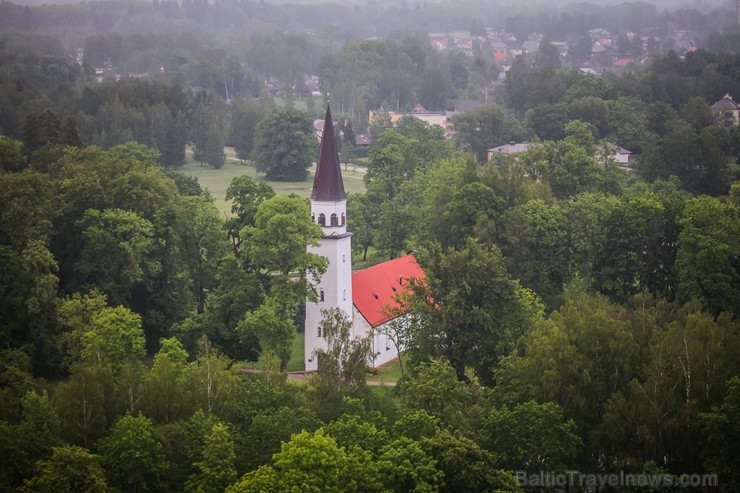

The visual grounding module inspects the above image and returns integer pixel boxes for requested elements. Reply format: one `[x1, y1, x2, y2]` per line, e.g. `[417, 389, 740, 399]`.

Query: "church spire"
[311, 105, 346, 201]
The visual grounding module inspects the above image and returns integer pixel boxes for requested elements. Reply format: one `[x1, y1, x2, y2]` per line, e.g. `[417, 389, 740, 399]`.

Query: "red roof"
[352, 254, 425, 327]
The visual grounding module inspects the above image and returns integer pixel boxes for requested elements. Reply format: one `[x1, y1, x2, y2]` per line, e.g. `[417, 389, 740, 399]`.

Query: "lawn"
[238, 332, 305, 372]
[286, 333, 305, 372]
[367, 356, 404, 384]
[180, 154, 366, 216]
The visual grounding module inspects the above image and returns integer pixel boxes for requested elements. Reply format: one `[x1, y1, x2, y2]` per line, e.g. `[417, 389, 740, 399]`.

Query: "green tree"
[377, 437, 444, 493]
[418, 68, 452, 111]
[676, 196, 740, 317]
[606, 97, 648, 153]
[594, 304, 740, 470]
[56, 290, 108, 369]
[54, 361, 112, 447]
[421, 429, 521, 493]
[452, 104, 524, 162]
[499, 199, 566, 309]
[239, 195, 325, 363]
[701, 376, 740, 490]
[229, 99, 268, 163]
[20, 445, 109, 493]
[0, 389, 62, 490]
[189, 337, 241, 419]
[241, 195, 325, 278]
[407, 240, 531, 384]
[346, 193, 375, 261]
[401, 359, 481, 433]
[495, 294, 638, 440]
[143, 338, 190, 423]
[191, 96, 226, 169]
[74, 208, 158, 307]
[324, 413, 389, 456]
[483, 401, 581, 472]
[0, 135, 26, 173]
[176, 196, 228, 314]
[252, 108, 315, 181]
[186, 422, 237, 493]
[519, 121, 603, 198]
[562, 193, 620, 287]
[224, 175, 275, 254]
[310, 308, 373, 420]
[242, 406, 321, 471]
[237, 296, 296, 370]
[276, 429, 380, 492]
[525, 102, 568, 141]
[80, 306, 146, 370]
[568, 96, 609, 138]
[0, 170, 59, 374]
[535, 39, 561, 70]
[680, 96, 714, 131]
[99, 413, 168, 493]
[437, 181, 502, 251]
[0, 240, 59, 374]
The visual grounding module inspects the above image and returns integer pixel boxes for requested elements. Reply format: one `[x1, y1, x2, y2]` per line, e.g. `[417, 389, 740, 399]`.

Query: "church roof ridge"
[311, 105, 346, 201]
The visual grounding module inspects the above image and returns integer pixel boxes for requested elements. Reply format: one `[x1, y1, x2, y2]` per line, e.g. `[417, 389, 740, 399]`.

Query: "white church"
[304, 105, 425, 372]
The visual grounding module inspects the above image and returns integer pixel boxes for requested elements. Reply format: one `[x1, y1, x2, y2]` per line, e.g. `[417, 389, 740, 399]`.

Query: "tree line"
[2, 96, 739, 488]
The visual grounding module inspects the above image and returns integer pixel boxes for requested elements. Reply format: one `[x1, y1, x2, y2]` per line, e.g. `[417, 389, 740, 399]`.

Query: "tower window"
[318, 326, 322, 338]
[318, 213, 325, 226]
[319, 290, 324, 302]
[330, 213, 338, 226]
[341, 213, 346, 225]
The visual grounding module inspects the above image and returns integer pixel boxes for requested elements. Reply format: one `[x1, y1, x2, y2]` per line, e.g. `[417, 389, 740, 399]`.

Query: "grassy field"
[368, 357, 404, 384]
[181, 154, 366, 216]
[286, 333, 305, 372]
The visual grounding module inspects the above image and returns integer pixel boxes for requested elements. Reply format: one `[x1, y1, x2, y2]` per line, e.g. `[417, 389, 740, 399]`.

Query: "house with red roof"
[304, 105, 425, 371]
[351, 255, 425, 365]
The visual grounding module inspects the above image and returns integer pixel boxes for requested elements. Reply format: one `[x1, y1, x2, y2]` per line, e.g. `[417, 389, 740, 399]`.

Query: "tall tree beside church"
[407, 239, 533, 384]
[310, 308, 373, 420]
[252, 108, 315, 181]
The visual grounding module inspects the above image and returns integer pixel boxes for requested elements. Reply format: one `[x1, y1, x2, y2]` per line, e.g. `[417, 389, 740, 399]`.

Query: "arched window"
[318, 213, 326, 226]
[318, 326, 322, 338]
[341, 213, 346, 225]
[319, 290, 324, 302]
[330, 213, 338, 226]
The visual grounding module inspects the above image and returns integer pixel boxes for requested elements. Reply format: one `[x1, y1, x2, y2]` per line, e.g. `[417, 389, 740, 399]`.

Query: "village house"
[487, 140, 633, 169]
[369, 104, 450, 136]
[711, 93, 740, 126]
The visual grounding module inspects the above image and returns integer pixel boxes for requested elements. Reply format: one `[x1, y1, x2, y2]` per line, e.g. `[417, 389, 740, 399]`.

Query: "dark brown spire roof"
[311, 105, 346, 201]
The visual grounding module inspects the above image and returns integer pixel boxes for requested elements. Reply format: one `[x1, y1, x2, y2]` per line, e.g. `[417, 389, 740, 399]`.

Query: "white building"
[304, 106, 424, 372]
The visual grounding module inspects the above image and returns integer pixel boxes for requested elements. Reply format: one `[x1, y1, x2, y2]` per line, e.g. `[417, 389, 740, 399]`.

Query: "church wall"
[304, 209, 353, 373]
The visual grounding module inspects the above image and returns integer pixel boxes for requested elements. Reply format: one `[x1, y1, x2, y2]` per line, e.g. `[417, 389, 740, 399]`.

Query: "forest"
[2, 0, 740, 491]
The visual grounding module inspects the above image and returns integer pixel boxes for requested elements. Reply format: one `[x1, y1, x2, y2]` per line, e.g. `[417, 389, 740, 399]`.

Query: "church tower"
[304, 105, 353, 372]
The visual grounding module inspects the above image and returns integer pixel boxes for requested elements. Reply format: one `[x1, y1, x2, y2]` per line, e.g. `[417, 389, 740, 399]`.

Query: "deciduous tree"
[252, 108, 315, 181]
